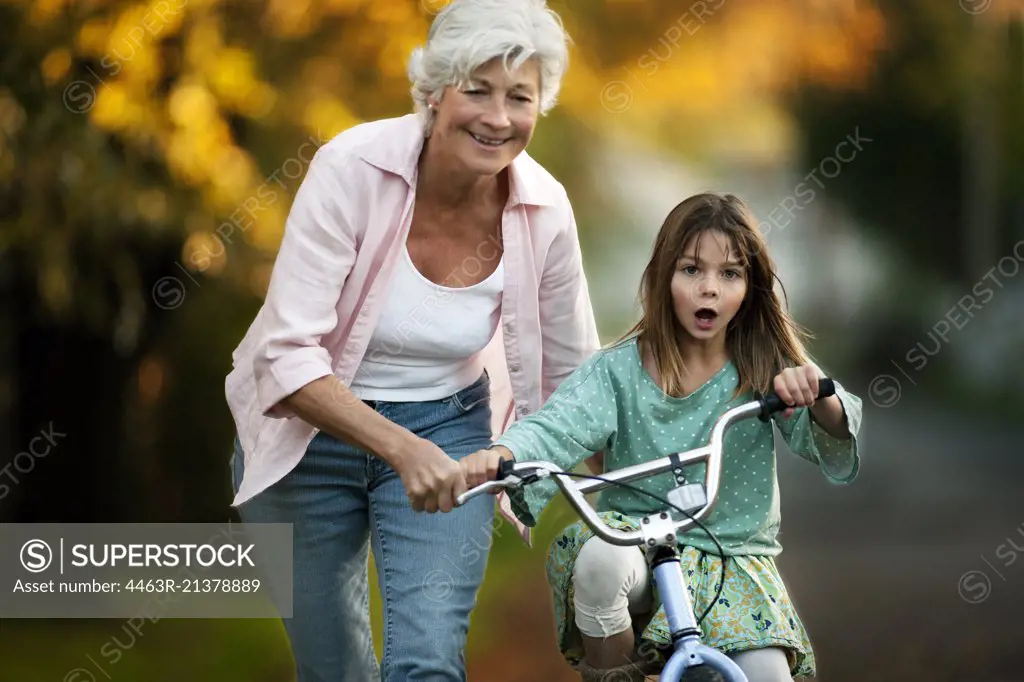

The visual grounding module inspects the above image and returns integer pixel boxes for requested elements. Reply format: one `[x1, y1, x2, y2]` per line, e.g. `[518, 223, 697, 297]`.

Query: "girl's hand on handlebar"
[773, 363, 826, 419]
[460, 445, 514, 490]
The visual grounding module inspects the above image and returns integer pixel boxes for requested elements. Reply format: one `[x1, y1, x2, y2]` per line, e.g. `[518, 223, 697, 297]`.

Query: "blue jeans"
[231, 373, 497, 681]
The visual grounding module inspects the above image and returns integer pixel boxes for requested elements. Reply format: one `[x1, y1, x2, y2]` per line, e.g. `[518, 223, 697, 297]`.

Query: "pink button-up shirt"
[225, 113, 600, 545]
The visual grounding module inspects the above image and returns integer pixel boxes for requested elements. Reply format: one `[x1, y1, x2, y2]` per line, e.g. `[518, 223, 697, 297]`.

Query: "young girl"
[459, 193, 862, 681]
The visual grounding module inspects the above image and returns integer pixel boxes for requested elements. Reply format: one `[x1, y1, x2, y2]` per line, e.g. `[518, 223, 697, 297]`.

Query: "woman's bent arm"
[281, 376, 419, 469]
[283, 376, 468, 512]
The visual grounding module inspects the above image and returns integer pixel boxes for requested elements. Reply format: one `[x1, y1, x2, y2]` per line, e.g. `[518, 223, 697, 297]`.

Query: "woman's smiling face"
[429, 57, 541, 176]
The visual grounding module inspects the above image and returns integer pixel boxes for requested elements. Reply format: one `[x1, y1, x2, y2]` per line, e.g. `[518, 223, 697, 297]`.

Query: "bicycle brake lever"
[496, 458, 550, 485]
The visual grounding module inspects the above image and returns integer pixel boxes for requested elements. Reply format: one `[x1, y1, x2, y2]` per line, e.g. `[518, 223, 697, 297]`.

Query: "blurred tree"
[788, 0, 1023, 287]
[782, 0, 1023, 401]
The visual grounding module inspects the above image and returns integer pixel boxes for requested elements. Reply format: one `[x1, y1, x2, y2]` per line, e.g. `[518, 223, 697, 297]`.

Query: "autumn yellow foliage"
[6, 0, 888, 311]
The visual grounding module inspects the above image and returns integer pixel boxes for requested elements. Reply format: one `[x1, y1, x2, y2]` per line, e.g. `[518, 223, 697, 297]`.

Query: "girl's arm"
[772, 364, 863, 485]
[584, 451, 605, 474]
[808, 395, 850, 439]
[466, 354, 618, 525]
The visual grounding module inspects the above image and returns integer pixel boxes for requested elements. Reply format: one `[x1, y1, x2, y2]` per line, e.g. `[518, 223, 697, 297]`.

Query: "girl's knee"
[572, 537, 651, 638]
[573, 537, 640, 597]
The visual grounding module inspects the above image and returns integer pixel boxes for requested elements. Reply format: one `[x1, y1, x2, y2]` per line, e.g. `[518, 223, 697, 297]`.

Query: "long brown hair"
[618, 192, 812, 398]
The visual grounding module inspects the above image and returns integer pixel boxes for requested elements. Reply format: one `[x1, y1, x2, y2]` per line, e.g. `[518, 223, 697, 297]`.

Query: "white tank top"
[348, 245, 504, 401]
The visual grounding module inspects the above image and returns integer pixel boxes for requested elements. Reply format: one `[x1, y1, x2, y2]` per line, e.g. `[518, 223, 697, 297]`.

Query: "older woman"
[225, 1, 599, 680]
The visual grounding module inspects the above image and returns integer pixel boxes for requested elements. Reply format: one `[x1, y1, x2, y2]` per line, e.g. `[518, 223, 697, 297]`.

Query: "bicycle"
[457, 378, 837, 681]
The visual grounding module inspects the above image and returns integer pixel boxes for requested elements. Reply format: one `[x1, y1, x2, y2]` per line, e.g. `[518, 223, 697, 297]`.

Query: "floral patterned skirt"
[546, 511, 817, 678]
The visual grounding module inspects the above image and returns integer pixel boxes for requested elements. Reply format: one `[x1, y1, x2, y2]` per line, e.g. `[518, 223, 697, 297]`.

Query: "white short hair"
[407, 0, 571, 134]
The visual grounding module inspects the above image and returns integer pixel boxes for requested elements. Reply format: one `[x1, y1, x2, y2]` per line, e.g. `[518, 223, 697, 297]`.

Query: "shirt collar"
[355, 114, 559, 208]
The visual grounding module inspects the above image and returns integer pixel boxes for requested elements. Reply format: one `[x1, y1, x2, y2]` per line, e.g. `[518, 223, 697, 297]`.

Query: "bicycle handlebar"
[455, 378, 835, 547]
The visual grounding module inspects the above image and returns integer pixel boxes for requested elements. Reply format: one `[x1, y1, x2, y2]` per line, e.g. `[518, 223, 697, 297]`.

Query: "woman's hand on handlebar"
[395, 437, 467, 514]
[460, 445, 514, 490]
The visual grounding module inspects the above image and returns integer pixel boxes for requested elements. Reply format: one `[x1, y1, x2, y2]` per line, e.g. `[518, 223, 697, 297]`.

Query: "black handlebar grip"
[758, 378, 835, 421]
[818, 378, 836, 399]
[496, 457, 516, 480]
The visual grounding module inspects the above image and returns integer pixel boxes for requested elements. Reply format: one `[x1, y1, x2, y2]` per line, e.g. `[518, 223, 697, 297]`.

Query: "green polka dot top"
[497, 336, 862, 556]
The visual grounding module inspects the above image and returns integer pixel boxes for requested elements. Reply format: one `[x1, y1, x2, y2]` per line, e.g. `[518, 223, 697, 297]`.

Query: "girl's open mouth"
[694, 308, 718, 330]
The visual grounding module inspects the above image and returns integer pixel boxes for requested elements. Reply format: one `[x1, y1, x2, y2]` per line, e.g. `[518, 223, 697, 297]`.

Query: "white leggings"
[572, 536, 794, 682]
